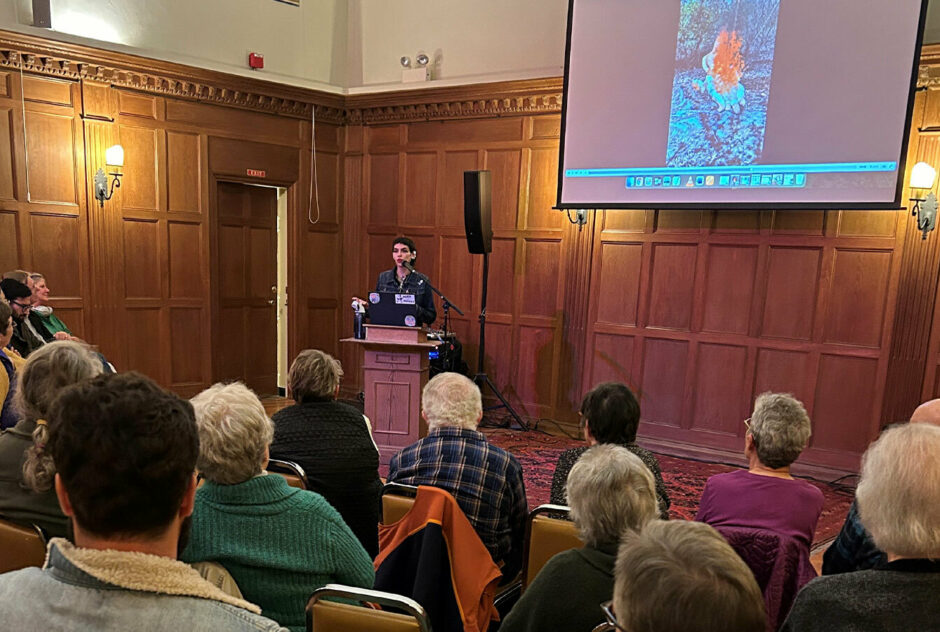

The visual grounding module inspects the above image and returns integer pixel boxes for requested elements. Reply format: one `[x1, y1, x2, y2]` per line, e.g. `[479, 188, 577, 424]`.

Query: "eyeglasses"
[744, 417, 751, 431]
[600, 600, 628, 632]
[11, 301, 31, 311]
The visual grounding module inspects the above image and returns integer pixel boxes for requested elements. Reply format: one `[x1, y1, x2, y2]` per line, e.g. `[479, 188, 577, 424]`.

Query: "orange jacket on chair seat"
[374, 485, 502, 632]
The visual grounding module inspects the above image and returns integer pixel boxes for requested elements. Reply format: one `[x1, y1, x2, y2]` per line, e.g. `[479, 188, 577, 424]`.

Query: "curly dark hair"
[580, 382, 641, 444]
[47, 372, 199, 538]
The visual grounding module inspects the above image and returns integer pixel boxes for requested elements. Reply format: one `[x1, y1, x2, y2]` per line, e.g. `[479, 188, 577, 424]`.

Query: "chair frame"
[380, 482, 419, 524]
[0, 517, 48, 573]
[266, 458, 309, 489]
[520, 503, 579, 588]
[306, 583, 431, 632]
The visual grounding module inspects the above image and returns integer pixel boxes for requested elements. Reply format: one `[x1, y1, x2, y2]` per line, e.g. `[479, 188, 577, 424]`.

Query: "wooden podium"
[342, 325, 439, 465]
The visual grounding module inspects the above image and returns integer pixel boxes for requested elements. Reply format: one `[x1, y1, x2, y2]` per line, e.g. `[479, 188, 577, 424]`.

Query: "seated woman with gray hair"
[781, 422, 940, 631]
[269, 349, 381, 557]
[180, 382, 375, 632]
[499, 444, 659, 632]
[696, 392, 824, 552]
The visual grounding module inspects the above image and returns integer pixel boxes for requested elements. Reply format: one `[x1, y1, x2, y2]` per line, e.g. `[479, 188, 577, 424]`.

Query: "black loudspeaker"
[32, 0, 52, 28]
[464, 170, 493, 254]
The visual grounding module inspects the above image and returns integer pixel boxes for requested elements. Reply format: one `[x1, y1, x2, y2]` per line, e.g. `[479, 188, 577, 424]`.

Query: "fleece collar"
[48, 538, 260, 613]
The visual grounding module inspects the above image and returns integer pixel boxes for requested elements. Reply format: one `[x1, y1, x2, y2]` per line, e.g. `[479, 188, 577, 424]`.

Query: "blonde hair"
[190, 382, 273, 485]
[288, 349, 343, 402]
[566, 445, 657, 546]
[856, 423, 940, 558]
[615, 520, 765, 632]
[20, 341, 103, 492]
[421, 372, 482, 430]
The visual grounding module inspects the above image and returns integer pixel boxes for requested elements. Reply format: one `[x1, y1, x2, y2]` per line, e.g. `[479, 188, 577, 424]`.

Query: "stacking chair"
[267, 458, 308, 489]
[380, 482, 419, 524]
[0, 517, 47, 573]
[307, 583, 430, 632]
[521, 504, 583, 590]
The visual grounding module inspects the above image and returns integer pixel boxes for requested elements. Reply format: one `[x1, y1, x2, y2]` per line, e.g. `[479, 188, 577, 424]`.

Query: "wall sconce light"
[910, 161, 937, 240]
[94, 144, 124, 207]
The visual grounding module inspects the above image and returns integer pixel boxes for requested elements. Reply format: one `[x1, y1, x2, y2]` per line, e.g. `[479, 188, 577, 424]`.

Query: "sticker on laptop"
[369, 293, 380, 304]
[404, 315, 417, 327]
[395, 294, 416, 305]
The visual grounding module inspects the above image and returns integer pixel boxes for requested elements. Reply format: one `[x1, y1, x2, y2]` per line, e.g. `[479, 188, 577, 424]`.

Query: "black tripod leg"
[474, 372, 528, 431]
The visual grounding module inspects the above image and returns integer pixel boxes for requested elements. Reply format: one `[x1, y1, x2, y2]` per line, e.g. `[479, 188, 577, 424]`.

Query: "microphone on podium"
[402, 260, 416, 273]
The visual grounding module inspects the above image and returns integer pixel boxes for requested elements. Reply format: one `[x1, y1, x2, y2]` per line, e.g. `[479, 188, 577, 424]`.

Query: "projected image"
[666, 0, 781, 167]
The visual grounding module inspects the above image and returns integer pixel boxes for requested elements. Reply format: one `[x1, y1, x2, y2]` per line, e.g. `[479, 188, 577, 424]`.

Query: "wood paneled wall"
[3, 29, 940, 474]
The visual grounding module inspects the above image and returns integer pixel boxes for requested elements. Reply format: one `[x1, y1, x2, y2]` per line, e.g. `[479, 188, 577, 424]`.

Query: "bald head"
[910, 399, 940, 427]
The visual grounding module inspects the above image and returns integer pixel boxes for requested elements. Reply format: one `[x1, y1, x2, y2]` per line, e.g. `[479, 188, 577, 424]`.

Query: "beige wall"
[0, 0, 347, 91]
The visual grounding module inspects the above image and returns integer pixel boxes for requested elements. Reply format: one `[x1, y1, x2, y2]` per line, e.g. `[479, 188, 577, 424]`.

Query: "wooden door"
[215, 182, 278, 395]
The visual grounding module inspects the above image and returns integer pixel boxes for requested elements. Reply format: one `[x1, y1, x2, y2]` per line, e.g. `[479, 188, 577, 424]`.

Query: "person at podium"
[354, 236, 436, 327]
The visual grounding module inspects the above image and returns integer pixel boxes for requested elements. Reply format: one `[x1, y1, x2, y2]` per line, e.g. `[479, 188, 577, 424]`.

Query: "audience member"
[501, 445, 658, 632]
[0, 278, 44, 357]
[781, 423, 940, 631]
[270, 349, 382, 557]
[609, 520, 765, 632]
[0, 341, 101, 537]
[822, 398, 940, 575]
[696, 392, 823, 553]
[181, 382, 374, 632]
[549, 381, 670, 518]
[0, 372, 287, 631]
[0, 301, 23, 430]
[28, 273, 74, 341]
[387, 372, 528, 578]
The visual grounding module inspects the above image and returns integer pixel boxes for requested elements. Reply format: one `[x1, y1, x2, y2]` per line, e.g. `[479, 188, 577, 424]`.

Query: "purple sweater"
[695, 469, 824, 547]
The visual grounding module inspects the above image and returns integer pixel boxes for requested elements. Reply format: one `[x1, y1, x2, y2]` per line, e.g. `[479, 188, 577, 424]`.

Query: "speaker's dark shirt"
[374, 268, 437, 326]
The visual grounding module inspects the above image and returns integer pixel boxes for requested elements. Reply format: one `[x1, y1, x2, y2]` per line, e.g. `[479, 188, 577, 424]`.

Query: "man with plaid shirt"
[388, 372, 528, 578]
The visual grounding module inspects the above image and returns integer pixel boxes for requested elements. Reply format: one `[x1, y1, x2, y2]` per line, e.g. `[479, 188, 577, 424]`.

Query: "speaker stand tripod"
[473, 252, 528, 431]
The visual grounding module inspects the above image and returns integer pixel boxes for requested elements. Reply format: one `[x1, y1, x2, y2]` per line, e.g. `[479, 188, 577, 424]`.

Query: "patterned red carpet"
[482, 429, 854, 545]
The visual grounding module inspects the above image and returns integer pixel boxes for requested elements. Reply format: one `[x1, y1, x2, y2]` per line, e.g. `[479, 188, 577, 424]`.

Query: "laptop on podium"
[368, 291, 420, 327]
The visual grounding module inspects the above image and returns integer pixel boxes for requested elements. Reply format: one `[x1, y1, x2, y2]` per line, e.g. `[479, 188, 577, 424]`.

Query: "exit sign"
[247, 169, 266, 178]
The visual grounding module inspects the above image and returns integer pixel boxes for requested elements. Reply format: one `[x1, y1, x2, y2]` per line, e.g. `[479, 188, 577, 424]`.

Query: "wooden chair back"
[0, 517, 47, 573]
[522, 504, 583, 589]
[307, 583, 430, 632]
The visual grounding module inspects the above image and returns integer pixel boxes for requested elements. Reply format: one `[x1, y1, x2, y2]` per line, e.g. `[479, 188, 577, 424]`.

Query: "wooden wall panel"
[588, 333, 636, 386]
[0, 109, 14, 200]
[441, 151, 477, 228]
[29, 214, 83, 297]
[824, 249, 892, 347]
[640, 338, 689, 427]
[525, 148, 560, 230]
[169, 307, 203, 386]
[647, 244, 697, 330]
[486, 150, 522, 231]
[368, 154, 399, 225]
[119, 126, 161, 211]
[124, 308, 165, 382]
[521, 239, 561, 318]
[701, 246, 757, 335]
[25, 110, 78, 205]
[0, 211, 19, 271]
[168, 222, 203, 298]
[167, 132, 200, 213]
[515, 325, 556, 415]
[122, 219, 162, 299]
[487, 238, 516, 315]
[812, 354, 880, 454]
[314, 150, 340, 224]
[403, 152, 436, 226]
[753, 349, 811, 404]
[595, 242, 642, 326]
[761, 247, 821, 340]
[691, 343, 750, 435]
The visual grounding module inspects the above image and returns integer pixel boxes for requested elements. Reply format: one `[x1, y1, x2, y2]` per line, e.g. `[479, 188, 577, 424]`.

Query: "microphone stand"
[403, 262, 464, 336]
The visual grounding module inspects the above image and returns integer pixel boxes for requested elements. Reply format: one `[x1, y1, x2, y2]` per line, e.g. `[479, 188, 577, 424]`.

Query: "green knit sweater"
[181, 474, 375, 632]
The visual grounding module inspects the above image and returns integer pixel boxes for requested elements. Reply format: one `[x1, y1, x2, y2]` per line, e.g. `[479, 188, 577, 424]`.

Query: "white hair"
[421, 372, 482, 430]
[190, 382, 273, 485]
[566, 445, 658, 546]
[748, 392, 811, 468]
[856, 422, 940, 558]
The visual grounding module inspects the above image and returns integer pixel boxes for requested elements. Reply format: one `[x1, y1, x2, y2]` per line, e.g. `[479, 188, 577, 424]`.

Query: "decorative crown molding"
[0, 31, 346, 124]
[0, 30, 567, 125]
